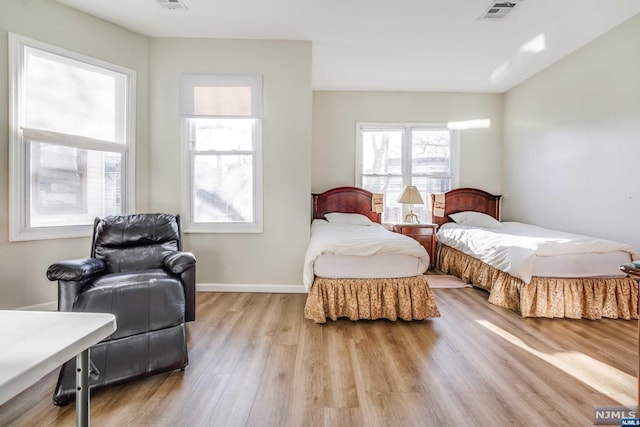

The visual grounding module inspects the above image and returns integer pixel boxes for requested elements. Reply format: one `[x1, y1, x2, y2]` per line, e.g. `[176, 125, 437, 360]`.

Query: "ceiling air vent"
[156, 0, 188, 10]
[479, 1, 523, 20]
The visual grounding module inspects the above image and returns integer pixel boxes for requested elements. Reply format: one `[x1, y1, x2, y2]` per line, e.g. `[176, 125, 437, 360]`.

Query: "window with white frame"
[180, 74, 263, 233]
[9, 34, 135, 241]
[356, 123, 456, 224]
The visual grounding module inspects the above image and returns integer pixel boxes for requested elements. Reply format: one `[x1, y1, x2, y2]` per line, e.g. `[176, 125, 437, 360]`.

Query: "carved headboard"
[312, 186, 381, 224]
[430, 188, 501, 226]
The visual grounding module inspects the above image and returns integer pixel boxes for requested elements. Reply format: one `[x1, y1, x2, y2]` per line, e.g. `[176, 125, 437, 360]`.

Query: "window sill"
[10, 225, 93, 242]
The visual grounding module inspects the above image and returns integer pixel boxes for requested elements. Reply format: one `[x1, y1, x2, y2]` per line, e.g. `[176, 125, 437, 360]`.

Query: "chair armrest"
[164, 252, 197, 322]
[46, 258, 106, 281]
[163, 251, 196, 275]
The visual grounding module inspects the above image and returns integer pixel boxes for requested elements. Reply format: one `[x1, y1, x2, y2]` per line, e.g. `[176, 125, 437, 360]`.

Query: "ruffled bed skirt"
[437, 244, 638, 320]
[304, 276, 441, 323]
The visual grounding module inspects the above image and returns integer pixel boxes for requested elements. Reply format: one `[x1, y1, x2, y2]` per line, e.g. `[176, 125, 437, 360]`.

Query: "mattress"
[303, 219, 429, 290]
[313, 253, 427, 279]
[437, 221, 639, 283]
[532, 250, 630, 278]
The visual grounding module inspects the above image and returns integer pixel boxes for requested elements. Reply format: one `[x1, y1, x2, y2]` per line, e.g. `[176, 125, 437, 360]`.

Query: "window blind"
[179, 74, 263, 118]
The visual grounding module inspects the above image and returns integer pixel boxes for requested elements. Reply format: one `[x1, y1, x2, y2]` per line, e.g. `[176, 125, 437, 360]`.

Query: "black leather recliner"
[46, 213, 196, 406]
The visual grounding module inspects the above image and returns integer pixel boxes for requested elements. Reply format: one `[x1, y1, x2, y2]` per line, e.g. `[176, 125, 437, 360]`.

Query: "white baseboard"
[196, 283, 306, 293]
[20, 301, 57, 311]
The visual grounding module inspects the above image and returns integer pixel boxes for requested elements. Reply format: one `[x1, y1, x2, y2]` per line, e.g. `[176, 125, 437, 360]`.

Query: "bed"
[431, 188, 640, 319]
[303, 186, 440, 323]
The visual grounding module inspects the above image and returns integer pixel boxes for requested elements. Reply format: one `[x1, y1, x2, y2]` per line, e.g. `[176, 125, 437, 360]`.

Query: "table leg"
[76, 349, 90, 427]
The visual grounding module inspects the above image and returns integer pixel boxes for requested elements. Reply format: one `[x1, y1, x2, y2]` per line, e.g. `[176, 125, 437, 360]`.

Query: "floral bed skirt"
[437, 244, 638, 320]
[304, 276, 441, 323]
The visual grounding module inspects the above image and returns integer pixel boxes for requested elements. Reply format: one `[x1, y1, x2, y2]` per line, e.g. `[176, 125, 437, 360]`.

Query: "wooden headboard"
[430, 188, 501, 226]
[312, 186, 381, 224]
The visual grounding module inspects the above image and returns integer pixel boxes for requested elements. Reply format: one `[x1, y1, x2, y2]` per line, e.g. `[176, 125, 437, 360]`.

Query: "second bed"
[431, 188, 639, 319]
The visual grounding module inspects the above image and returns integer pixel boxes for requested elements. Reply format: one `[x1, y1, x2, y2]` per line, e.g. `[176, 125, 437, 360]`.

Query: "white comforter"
[303, 220, 429, 290]
[437, 222, 640, 284]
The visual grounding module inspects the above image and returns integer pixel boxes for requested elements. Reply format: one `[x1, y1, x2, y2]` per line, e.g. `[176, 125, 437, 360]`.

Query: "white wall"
[503, 14, 640, 249]
[148, 38, 312, 286]
[0, 0, 150, 310]
[3, 1, 634, 308]
[312, 91, 503, 195]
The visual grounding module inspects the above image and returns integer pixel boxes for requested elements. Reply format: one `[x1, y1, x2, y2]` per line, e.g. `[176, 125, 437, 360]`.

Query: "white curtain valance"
[179, 74, 263, 118]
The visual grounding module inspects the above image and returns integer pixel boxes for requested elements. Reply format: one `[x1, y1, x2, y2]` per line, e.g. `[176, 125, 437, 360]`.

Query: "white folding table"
[0, 310, 116, 427]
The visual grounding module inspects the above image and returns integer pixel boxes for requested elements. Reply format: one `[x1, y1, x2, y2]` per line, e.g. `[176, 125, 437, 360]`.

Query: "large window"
[180, 74, 263, 233]
[9, 34, 135, 241]
[356, 123, 456, 223]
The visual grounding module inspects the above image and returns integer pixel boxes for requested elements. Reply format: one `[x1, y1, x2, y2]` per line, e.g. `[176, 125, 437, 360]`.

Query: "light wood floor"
[0, 288, 637, 427]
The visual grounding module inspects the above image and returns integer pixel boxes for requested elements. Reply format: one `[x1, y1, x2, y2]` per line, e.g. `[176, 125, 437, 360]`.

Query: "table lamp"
[397, 185, 424, 223]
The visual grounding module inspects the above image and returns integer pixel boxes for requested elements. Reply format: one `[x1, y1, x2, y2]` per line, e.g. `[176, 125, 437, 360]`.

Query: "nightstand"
[393, 223, 438, 269]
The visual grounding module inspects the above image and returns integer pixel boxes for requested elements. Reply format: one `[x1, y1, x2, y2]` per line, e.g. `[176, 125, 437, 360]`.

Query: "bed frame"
[312, 186, 381, 223]
[430, 187, 638, 319]
[430, 187, 501, 226]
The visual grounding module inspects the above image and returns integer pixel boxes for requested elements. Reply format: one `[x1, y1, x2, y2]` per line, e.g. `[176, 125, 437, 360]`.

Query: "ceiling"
[56, 0, 640, 93]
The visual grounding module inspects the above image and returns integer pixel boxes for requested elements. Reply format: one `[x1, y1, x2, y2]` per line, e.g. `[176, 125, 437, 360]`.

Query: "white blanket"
[303, 220, 429, 290]
[437, 222, 640, 284]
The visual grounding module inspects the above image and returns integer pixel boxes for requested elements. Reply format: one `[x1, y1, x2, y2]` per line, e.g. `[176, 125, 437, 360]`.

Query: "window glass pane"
[24, 46, 126, 143]
[193, 154, 253, 223]
[359, 125, 453, 224]
[30, 142, 122, 227]
[102, 152, 122, 216]
[412, 130, 450, 174]
[363, 175, 403, 223]
[413, 176, 452, 195]
[362, 130, 402, 175]
[411, 176, 451, 222]
[193, 119, 253, 151]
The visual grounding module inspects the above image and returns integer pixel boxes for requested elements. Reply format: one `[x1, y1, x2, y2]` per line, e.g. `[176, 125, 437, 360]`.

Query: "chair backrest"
[92, 213, 181, 274]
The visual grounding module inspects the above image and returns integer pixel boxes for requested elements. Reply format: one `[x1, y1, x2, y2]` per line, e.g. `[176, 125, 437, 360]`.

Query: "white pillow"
[324, 212, 372, 225]
[449, 211, 502, 228]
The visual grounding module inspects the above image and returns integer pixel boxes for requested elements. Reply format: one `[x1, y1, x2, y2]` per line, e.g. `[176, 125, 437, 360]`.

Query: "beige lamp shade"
[397, 185, 424, 223]
[397, 185, 424, 205]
